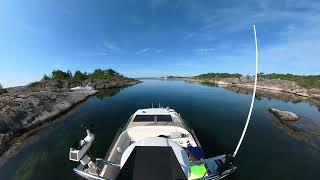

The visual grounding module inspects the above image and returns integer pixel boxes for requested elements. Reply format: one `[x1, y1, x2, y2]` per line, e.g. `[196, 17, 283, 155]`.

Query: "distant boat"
[71, 82, 93, 91]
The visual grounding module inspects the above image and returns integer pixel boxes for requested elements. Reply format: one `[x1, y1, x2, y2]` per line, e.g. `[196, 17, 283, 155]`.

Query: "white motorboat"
[69, 107, 236, 180]
[68, 25, 259, 180]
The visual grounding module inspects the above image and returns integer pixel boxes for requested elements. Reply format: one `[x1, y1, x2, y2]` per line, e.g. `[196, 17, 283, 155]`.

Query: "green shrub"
[0, 84, 7, 95]
[28, 81, 41, 87]
[74, 71, 87, 81]
[0, 89, 6, 95]
[42, 74, 51, 80]
[39, 69, 121, 84]
[51, 70, 72, 80]
[258, 73, 320, 89]
[104, 69, 118, 76]
[197, 73, 242, 79]
[89, 69, 104, 79]
[88, 68, 119, 79]
[197, 72, 320, 89]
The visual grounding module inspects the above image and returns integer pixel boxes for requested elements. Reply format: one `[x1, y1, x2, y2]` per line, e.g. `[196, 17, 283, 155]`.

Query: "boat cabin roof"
[135, 108, 176, 115]
[126, 108, 188, 129]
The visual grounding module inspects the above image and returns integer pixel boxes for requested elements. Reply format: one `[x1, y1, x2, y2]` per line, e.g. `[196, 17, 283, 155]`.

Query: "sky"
[0, 0, 319, 87]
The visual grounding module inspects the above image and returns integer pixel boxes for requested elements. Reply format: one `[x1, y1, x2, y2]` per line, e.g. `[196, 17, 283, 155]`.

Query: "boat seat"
[214, 159, 224, 167]
[204, 158, 219, 175]
[72, 140, 85, 150]
[191, 155, 224, 176]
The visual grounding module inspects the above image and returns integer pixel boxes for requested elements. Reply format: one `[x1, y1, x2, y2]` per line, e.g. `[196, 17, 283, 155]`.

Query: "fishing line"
[233, 25, 259, 157]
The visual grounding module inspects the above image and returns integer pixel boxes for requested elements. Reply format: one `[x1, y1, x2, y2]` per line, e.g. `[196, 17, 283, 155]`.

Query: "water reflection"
[1, 80, 320, 180]
[201, 82, 320, 108]
[269, 113, 320, 150]
[201, 82, 320, 150]
[96, 88, 123, 100]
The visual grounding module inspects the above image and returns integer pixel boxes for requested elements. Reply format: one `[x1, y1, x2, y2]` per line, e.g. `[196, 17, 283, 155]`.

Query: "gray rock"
[311, 94, 320, 100]
[309, 89, 320, 100]
[220, 78, 240, 84]
[240, 76, 255, 83]
[186, 77, 318, 99]
[268, 108, 299, 121]
[0, 77, 141, 155]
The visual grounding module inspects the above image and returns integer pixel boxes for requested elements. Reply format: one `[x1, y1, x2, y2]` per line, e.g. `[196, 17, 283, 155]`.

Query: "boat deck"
[100, 107, 201, 179]
[70, 107, 236, 180]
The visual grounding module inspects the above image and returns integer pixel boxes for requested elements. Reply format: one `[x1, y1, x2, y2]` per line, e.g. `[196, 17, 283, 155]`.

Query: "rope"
[233, 25, 259, 157]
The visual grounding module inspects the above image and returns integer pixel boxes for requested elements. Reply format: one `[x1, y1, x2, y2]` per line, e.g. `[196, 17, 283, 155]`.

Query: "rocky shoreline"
[0, 78, 140, 157]
[181, 77, 320, 100]
[179, 76, 320, 148]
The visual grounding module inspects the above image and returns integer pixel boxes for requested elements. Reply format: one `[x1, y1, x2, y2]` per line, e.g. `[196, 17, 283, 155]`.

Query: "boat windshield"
[133, 115, 172, 122]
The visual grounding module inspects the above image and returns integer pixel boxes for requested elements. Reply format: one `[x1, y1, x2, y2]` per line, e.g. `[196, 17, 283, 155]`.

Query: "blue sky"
[0, 0, 319, 87]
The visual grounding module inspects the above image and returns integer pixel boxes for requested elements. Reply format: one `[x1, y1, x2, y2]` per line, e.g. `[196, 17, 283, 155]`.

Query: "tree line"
[196, 72, 320, 89]
[42, 69, 120, 82]
[196, 73, 242, 79]
[0, 84, 7, 95]
[258, 73, 320, 89]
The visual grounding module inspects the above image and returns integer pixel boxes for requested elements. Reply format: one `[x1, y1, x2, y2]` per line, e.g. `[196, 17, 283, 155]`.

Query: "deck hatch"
[117, 146, 187, 180]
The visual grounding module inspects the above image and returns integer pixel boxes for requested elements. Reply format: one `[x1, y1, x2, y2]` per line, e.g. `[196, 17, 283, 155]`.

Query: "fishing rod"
[232, 25, 259, 157]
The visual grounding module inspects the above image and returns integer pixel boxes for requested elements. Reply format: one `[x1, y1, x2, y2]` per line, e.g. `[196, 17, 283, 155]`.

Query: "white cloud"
[99, 40, 124, 54]
[135, 48, 164, 55]
[54, 63, 63, 69]
[103, 41, 121, 51]
[182, 0, 320, 74]
[192, 48, 215, 56]
[183, 33, 195, 40]
[79, 51, 109, 57]
[185, 0, 320, 39]
[154, 49, 164, 53]
[135, 48, 151, 55]
[260, 27, 320, 74]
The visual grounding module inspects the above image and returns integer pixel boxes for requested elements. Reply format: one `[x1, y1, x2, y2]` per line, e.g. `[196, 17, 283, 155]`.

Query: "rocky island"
[0, 69, 140, 157]
[160, 73, 320, 148]
[163, 73, 320, 101]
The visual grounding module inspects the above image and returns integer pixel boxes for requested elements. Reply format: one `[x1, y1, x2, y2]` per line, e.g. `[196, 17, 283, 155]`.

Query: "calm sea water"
[0, 79, 320, 180]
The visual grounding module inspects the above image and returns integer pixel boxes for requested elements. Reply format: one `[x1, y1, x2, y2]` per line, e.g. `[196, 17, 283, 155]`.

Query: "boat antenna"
[233, 25, 259, 157]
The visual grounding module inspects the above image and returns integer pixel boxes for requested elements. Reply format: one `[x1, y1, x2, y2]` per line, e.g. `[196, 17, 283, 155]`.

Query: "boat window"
[133, 115, 155, 122]
[156, 115, 172, 122]
[133, 115, 172, 122]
